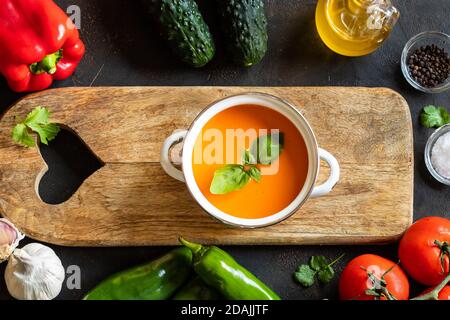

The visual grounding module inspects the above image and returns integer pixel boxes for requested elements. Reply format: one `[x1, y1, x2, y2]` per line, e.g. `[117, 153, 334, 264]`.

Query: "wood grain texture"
[0, 87, 413, 246]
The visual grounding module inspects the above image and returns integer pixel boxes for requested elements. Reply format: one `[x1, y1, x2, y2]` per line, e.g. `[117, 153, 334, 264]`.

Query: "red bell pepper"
[0, 0, 85, 92]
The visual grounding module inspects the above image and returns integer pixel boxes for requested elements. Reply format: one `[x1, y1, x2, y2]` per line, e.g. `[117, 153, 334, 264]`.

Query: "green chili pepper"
[180, 238, 281, 300]
[83, 247, 192, 300]
[173, 277, 222, 300]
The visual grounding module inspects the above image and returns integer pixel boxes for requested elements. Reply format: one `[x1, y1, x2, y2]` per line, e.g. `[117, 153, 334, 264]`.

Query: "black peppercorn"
[407, 44, 450, 88]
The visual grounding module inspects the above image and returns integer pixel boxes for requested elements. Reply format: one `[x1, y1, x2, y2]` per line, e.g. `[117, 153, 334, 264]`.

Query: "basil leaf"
[248, 166, 261, 182]
[318, 266, 335, 284]
[294, 265, 316, 287]
[243, 150, 256, 165]
[210, 165, 250, 195]
[250, 132, 284, 165]
[310, 256, 328, 271]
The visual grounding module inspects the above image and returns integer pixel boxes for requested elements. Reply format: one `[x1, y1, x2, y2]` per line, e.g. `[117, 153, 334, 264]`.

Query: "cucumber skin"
[217, 0, 268, 67]
[83, 248, 192, 300]
[156, 0, 215, 68]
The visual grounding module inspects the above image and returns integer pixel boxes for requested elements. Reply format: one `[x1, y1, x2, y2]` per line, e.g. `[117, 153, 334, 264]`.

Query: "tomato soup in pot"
[160, 92, 340, 228]
[192, 104, 309, 219]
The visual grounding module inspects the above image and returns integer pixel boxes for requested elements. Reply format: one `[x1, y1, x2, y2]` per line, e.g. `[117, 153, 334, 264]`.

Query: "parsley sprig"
[12, 107, 60, 147]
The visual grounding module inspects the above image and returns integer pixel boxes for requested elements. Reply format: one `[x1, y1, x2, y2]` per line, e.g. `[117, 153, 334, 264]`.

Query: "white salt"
[431, 131, 450, 179]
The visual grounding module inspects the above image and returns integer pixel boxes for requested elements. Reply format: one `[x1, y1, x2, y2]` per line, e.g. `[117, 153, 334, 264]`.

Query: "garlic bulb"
[5, 243, 65, 300]
[0, 218, 24, 263]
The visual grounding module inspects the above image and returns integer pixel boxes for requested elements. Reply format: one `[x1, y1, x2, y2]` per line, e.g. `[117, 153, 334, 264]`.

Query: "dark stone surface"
[0, 0, 449, 300]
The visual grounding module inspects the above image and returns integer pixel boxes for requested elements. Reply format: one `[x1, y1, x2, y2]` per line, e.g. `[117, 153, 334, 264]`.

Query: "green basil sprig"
[210, 133, 284, 195]
[210, 165, 251, 195]
[251, 132, 284, 165]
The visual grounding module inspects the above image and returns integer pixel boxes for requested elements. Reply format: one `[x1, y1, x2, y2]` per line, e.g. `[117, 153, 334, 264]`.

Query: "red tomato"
[398, 217, 450, 286]
[420, 286, 450, 300]
[339, 254, 409, 300]
[437, 286, 450, 300]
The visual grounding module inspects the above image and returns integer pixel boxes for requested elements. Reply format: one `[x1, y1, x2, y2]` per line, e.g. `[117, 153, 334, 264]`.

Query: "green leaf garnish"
[210, 165, 250, 195]
[12, 123, 35, 147]
[12, 107, 60, 147]
[294, 265, 316, 287]
[310, 256, 329, 271]
[243, 150, 256, 165]
[420, 105, 450, 128]
[294, 254, 344, 287]
[250, 132, 284, 165]
[248, 166, 261, 182]
[210, 132, 284, 195]
[318, 266, 335, 284]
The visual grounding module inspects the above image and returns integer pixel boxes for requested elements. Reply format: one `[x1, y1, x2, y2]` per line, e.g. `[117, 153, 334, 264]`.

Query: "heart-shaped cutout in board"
[37, 127, 104, 205]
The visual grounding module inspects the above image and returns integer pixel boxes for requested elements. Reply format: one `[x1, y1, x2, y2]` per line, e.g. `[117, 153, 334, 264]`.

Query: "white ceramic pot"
[161, 93, 340, 228]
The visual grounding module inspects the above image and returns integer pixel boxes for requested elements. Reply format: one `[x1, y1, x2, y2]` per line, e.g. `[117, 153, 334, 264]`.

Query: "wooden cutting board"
[0, 87, 413, 246]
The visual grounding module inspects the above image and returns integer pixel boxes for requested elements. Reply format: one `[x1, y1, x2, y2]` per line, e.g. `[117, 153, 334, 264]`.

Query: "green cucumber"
[152, 0, 215, 67]
[83, 248, 192, 300]
[217, 0, 268, 66]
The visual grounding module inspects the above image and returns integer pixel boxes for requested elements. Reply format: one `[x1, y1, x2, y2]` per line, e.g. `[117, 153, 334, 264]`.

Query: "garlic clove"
[0, 245, 13, 263]
[0, 221, 16, 244]
[0, 218, 24, 263]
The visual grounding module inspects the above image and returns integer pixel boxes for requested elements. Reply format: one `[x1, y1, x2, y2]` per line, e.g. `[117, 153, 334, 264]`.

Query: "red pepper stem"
[29, 50, 62, 75]
[411, 272, 450, 300]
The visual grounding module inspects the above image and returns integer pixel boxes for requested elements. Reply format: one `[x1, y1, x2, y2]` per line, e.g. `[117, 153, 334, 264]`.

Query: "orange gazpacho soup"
[192, 104, 309, 219]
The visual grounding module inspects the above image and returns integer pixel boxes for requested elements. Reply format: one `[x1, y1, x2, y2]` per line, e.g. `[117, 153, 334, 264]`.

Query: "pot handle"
[310, 148, 340, 198]
[160, 130, 187, 182]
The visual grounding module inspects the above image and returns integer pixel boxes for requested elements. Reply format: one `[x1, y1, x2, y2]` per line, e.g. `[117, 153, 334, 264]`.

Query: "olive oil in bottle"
[315, 0, 399, 56]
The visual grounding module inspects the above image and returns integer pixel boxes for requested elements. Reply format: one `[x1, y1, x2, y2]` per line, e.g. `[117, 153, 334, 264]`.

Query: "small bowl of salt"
[425, 124, 450, 185]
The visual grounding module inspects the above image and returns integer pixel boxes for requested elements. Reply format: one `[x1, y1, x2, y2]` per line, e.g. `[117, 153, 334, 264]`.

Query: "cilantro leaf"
[294, 254, 344, 288]
[27, 122, 60, 145]
[318, 265, 335, 284]
[24, 107, 52, 125]
[420, 105, 450, 128]
[295, 264, 316, 287]
[12, 123, 35, 147]
[310, 256, 328, 271]
[12, 107, 60, 147]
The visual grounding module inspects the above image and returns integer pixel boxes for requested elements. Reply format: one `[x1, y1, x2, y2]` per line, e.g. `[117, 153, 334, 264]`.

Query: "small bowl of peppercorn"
[401, 31, 450, 93]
